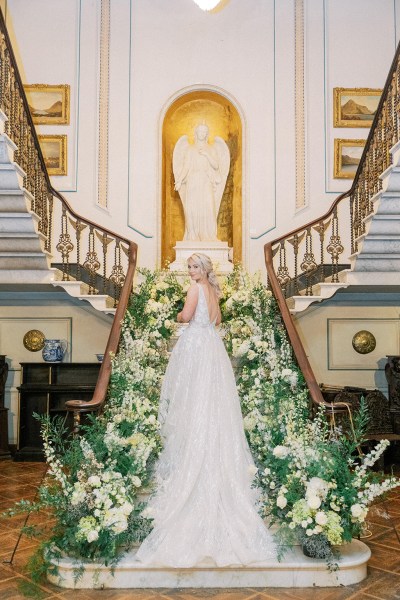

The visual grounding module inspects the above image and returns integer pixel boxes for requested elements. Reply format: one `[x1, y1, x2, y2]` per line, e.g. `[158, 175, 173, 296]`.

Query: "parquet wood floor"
[1, 462, 400, 600]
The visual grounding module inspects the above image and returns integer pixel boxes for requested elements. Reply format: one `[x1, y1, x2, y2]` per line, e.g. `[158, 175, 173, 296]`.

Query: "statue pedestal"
[169, 241, 233, 274]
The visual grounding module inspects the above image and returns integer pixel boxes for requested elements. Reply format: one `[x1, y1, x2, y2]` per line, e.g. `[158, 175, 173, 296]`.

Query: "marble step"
[47, 539, 370, 589]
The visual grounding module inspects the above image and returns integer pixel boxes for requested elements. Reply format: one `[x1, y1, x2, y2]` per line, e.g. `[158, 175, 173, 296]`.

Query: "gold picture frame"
[38, 135, 67, 176]
[334, 139, 365, 179]
[333, 88, 381, 128]
[24, 84, 70, 125]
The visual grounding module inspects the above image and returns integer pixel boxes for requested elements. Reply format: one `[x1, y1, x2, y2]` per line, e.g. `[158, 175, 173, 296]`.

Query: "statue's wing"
[213, 136, 230, 214]
[173, 135, 190, 207]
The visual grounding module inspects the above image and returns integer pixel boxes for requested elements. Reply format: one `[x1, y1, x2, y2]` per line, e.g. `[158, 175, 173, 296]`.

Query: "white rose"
[147, 414, 156, 425]
[306, 529, 314, 537]
[264, 467, 271, 475]
[164, 319, 172, 328]
[315, 511, 328, 526]
[86, 530, 99, 543]
[351, 503, 367, 520]
[243, 414, 256, 431]
[307, 477, 329, 497]
[131, 475, 142, 487]
[273, 445, 289, 459]
[306, 495, 321, 510]
[87, 475, 101, 487]
[276, 495, 287, 509]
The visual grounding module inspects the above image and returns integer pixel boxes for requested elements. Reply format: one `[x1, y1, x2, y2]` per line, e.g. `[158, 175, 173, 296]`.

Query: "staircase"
[0, 125, 54, 284]
[281, 137, 400, 316]
[344, 139, 400, 285]
[0, 120, 119, 314]
[264, 37, 400, 412]
[0, 8, 136, 318]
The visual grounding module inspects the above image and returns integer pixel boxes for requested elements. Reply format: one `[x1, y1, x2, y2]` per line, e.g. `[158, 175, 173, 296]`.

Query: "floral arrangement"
[258, 405, 398, 565]
[3, 266, 398, 580]
[4, 269, 186, 577]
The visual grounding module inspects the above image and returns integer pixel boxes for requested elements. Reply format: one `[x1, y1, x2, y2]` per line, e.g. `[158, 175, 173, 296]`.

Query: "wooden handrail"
[270, 191, 350, 246]
[264, 244, 349, 412]
[65, 241, 137, 418]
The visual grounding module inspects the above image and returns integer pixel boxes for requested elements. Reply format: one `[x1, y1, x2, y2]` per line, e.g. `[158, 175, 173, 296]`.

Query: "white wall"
[3, 0, 400, 272]
[294, 293, 400, 394]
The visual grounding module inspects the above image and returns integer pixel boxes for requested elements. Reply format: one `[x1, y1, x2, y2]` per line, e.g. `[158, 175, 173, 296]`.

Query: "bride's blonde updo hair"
[188, 253, 221, 298]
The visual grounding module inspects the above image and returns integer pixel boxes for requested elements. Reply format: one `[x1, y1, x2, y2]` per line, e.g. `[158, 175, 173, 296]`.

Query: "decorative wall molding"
[295, 0, 306, 210]
[97, 0, 110, 208]
[327, 318, 399, 370]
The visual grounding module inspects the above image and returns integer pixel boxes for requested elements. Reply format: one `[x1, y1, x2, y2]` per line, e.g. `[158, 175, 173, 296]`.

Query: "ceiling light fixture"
[192, 0, 223, 11]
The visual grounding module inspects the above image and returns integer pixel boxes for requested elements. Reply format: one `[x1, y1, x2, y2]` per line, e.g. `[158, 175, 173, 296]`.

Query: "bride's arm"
[177, 284, 199, 323]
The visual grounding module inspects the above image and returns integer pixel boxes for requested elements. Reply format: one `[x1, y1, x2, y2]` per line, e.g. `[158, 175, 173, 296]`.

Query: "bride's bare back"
[178, 283, 221, 325]
[199, 283, 221, 324]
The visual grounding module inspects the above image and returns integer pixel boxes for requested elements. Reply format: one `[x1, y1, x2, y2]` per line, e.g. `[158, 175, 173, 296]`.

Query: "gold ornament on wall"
[352, 330, 376, 355]
[23, 329, 46, 352]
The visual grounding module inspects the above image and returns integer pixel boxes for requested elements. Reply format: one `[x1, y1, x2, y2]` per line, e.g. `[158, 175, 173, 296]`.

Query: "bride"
[135, 253, 276, 567]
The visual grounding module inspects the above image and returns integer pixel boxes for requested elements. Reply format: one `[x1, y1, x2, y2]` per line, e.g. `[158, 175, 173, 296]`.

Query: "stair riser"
[0, 270, 55, 283]
[373, 198, 400, 214]
[381, 169, 400, 192]
[0, 165, 25, 190]
[363, 220, 400, 236]
[350, 256, 400, 271]
[343, 270, 400, 284]
[357, 239, 400, 254]
[0, 255, 51, 270]
[0, 216, 39, 234]
[0, 238, 44, 252]
[0, 136, 16, 165]
[390, 139, 400, 166]
[0, 195, 31, 212]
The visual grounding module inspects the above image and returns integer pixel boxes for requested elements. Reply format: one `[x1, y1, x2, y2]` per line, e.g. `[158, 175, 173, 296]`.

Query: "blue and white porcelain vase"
[42, 339, 67, 363]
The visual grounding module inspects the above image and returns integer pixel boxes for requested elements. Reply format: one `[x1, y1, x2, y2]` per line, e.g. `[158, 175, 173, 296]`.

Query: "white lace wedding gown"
[135, 283, 276, 567]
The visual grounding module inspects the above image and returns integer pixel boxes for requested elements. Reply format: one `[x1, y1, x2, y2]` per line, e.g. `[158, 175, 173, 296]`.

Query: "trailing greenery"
[2, 266, 398, 582]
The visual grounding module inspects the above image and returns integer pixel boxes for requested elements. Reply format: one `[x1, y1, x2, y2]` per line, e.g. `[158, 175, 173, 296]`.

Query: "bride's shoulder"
[186, 282, 200, 297]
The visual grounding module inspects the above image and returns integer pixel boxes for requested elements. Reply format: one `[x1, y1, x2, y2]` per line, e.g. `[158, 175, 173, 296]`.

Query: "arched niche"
[162, 90, 242, 267]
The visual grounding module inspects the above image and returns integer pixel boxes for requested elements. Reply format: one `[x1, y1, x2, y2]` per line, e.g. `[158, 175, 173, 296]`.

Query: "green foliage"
[5, 265, 398, 584]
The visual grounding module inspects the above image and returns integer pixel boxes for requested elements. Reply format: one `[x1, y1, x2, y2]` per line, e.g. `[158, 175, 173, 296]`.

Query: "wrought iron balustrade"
[268, 38, 400, 301]
[0, 9, 135, 305]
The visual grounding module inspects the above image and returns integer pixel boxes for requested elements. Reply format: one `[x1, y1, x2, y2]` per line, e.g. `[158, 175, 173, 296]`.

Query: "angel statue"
[173, 122, 230, 242]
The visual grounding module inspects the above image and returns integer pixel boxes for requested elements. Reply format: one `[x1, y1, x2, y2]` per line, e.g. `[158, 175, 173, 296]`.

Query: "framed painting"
[334, 139, 365, 179]
[38, 135, 67, 176]
[333, 88, 381, 128]
[24, 84, 70, 125]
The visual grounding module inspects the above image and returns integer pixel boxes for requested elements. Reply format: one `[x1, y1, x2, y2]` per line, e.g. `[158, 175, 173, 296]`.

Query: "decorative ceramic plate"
[23, 329, 46, 352]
